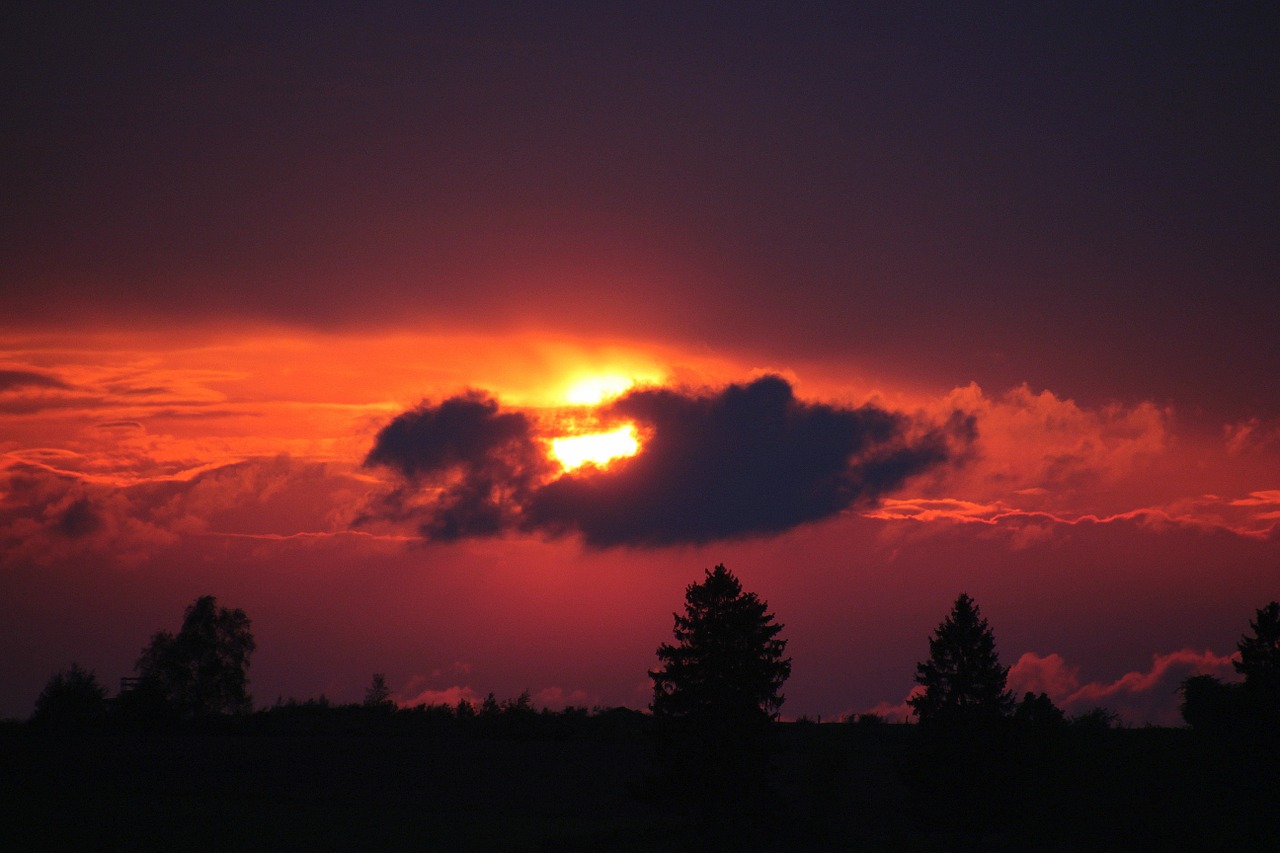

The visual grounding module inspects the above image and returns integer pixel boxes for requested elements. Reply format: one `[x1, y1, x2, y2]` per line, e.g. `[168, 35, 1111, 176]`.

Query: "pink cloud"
[1225, 417, 1280, 456]
[861, 686, 923, 724]
[861, 650, 1240, 727]
[398, 684, 484, 708]
[1009, 648, 1239, 726]
[532, 686, 597, 710]
[940, 383, 1171, 502]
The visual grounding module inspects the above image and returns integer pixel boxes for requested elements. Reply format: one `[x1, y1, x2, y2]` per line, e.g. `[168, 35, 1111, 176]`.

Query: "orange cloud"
[859, 382, 1280, 542]
[939, 383, 1170, 504]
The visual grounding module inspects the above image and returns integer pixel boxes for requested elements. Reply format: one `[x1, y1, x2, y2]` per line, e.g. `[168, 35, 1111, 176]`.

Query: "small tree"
[31, 662, 107, 730]
[364, 673, 393, 708]
[910, 593, 1014, 728]
[136, 595, 256, 718]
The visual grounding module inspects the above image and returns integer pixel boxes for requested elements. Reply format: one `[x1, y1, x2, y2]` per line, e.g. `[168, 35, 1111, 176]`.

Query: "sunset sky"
[3, 3, 1277, 724]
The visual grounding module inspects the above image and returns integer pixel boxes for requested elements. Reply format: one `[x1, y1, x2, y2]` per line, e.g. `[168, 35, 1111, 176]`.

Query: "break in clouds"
[362, 375, 973, 547]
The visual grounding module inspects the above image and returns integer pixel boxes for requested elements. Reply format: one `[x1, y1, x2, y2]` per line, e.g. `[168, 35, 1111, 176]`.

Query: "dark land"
[3, 710, 1276, 852]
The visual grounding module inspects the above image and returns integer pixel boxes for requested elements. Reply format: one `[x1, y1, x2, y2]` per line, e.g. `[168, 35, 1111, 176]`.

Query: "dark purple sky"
[6, 3, 1277, 410]
[2, 3, 1277, 724]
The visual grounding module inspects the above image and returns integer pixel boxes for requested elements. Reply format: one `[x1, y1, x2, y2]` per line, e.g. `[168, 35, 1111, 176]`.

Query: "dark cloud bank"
[363, 376, 972, 547]
[0, 370, 70, 392]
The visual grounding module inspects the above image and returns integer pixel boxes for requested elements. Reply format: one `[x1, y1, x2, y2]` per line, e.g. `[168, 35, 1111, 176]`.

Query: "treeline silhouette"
[6, 573, 1279, 851]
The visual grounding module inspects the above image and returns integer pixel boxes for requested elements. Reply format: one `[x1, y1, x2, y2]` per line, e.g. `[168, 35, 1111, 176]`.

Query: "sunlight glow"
[564, 375, 634, 406]
[550, 424, 640, 471]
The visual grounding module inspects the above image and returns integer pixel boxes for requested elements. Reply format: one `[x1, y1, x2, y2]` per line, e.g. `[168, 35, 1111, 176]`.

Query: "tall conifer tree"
[910, 593, 1013, 727]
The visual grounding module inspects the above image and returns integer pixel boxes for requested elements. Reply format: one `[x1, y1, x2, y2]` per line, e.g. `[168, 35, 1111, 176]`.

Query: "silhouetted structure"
[910, 593, 1013, 729]
[649, 564, 791, 843]
[133, 595, 256, 719]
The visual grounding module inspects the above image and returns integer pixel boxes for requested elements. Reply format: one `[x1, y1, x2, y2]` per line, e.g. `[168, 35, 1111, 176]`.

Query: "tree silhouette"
[650, 564, 791, 728]
[136, 595, 256, 718]
[649, 564, 791, 838]
[364, 673, 393, 709]
[31, 662, 107, 730]
[1179, 674, 1244, 731]
[910, 593, 1013, 728]
[1235, 600, 1280, 718]
[1013, 691, 1066, 731]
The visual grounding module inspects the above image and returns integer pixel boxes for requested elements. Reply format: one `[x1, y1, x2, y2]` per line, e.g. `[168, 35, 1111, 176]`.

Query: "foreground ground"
[2, 719, 1276, 851]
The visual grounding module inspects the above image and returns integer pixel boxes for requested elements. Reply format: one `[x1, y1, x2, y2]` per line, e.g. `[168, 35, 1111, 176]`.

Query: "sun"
[563, 375, 635, 406]
[550, 423, 640, 472]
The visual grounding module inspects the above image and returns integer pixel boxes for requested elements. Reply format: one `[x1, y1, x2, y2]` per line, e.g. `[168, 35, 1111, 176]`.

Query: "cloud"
[363, 376, 968, 547]
[0, 369, 70, 391]
[0, 455, 369, 567]
[397, 684, 484, 708]
[1225, 417, 1280, 456]
[1008, 649, 1239, 726]
[362, 391, 552, 540]
[864, 649, 1238, 726]
[528, 376, 970, 546]
[938, 383, 1170, 505]
[867, 492, 1280, 540]
[532, 686, 598, 710]
[95, 420, 144, 431]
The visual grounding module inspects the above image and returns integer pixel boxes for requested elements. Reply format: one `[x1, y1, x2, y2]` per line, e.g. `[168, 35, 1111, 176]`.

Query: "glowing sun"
[550, 423, 640, 471]
[563, 375, 635, 406]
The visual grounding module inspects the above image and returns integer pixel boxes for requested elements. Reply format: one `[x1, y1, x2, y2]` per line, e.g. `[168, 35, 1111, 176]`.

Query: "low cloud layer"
[363, 376, 969, 547]
[0, 455, 367, 567]
[1008, 649, 1239, 726]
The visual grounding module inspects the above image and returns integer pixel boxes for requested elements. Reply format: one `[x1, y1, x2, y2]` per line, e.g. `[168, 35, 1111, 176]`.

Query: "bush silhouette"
[31, 662, 107, 730]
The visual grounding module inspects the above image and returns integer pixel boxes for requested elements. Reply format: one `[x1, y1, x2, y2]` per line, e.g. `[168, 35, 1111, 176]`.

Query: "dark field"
[3, 721, 1277, 851]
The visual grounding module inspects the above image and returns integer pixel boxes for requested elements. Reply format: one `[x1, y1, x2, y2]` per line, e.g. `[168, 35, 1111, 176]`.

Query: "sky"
[2, 2, 1278, 724]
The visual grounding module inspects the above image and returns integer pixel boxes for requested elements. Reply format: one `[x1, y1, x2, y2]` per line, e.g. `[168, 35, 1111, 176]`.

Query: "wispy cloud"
[867, 493, 1280, 540]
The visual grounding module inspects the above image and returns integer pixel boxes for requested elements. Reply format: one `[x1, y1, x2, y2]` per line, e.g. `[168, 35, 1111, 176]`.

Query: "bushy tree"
[910, 593, 1014, 728]
[1013, 691, 1066, 731]
[31, 662, 107, 729]
[1180, 674, 1243, 731]
[136, 595, 256, 718]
